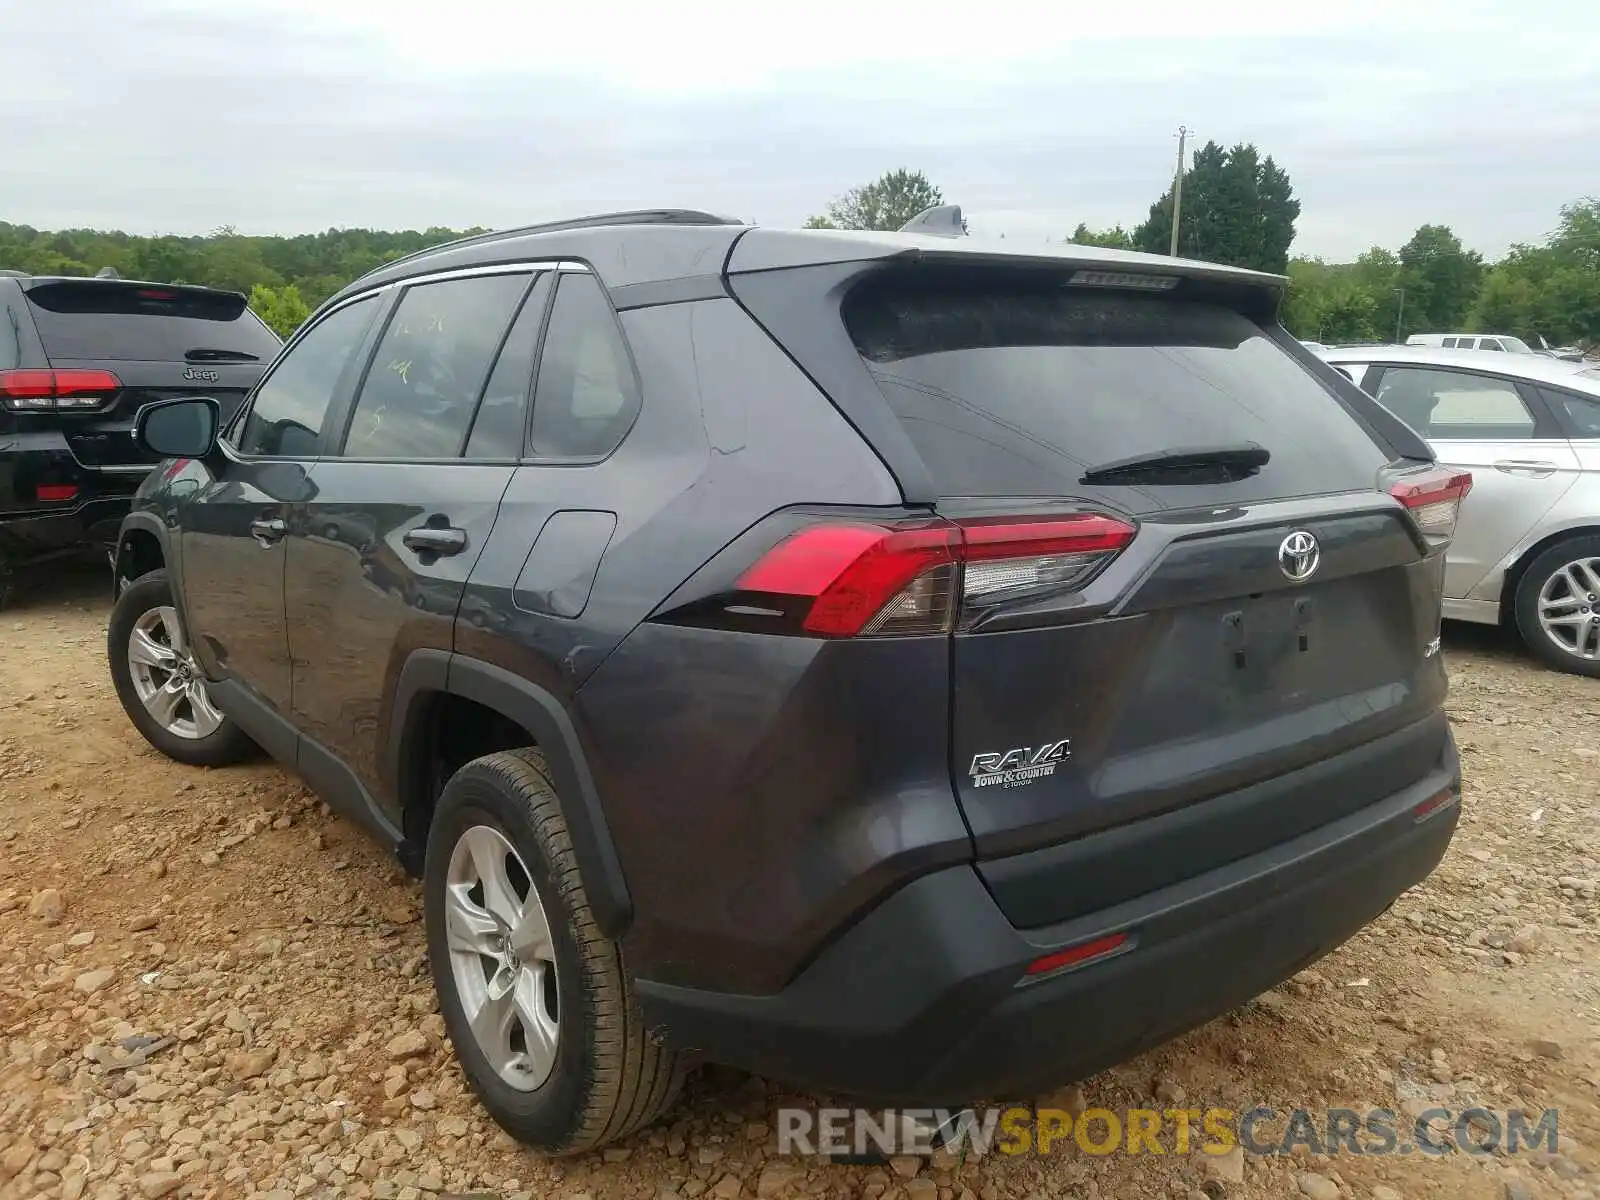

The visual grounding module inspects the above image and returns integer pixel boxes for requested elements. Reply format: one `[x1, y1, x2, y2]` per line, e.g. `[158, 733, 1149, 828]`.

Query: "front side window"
[1374, 366, 1535, 439]
[1479, 339, 1505, 351]
[340, 273, 531, 460]
[527, 273, 641, 459]
[237, 296, 378, 457]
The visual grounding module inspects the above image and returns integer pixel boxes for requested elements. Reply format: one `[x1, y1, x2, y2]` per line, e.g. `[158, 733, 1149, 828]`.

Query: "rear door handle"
[249, 517, 287, 546]
[403, 525, 468, 556]
[1493, 459, 1558, 478]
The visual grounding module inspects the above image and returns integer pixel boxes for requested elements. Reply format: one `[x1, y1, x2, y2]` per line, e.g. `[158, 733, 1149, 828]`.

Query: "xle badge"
[969, 739, 1071, 789]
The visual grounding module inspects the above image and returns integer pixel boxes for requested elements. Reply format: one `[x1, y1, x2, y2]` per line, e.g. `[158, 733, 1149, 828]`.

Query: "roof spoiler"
[899, 204, 967, 238]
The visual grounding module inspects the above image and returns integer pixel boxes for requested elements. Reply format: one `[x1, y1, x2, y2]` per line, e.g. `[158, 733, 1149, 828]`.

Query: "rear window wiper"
[185, 347, 260, 362]
[1079, 442, 1270, 485]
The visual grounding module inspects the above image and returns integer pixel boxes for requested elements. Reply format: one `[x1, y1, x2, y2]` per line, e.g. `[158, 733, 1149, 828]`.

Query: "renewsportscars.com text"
[776, 1105, 1561, 1159]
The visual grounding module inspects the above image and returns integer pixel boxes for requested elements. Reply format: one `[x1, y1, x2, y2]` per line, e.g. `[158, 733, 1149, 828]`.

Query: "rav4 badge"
[969, 739, 1071, 789]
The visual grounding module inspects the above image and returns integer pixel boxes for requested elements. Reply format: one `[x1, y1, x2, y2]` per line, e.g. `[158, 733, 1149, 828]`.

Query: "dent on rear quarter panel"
[569, 297, 965, 994]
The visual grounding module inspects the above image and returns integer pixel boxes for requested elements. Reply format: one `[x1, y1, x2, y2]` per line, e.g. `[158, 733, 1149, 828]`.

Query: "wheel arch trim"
[113, 512, 195, 636]
[389, 651, 633, 938]
[1492, 521, 1600, 619]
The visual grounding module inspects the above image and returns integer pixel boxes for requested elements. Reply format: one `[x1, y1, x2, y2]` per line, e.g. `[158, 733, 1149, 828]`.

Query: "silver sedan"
[1318, 346, 1600, 676]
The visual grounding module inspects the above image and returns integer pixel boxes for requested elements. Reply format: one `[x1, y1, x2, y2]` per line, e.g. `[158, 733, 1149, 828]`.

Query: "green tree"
[1132, 141, 1301, 273]
[1468, 203, 1600, 346]
[807, 169, 944, 231]
[248, 283, 312, 339]
[1395, 225, 1483, 336]
[1068, 223, 1136, 250]
[1281, 258, 1382, 344]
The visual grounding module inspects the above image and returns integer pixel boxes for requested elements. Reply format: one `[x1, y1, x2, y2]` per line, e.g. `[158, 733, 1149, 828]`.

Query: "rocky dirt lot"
[2, 566, 1598, 1200]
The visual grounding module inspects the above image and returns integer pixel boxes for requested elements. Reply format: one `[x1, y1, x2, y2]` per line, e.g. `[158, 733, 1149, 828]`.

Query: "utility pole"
[1169, 125, 1189, 258]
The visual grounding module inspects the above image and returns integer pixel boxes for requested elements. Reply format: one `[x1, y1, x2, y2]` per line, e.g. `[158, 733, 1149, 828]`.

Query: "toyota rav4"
[105, 209, 1466, 1154]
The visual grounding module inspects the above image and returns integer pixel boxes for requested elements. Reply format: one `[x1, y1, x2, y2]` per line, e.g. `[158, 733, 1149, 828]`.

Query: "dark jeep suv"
[0, 271, 279, 605]
[105, 210, 1466, 1153]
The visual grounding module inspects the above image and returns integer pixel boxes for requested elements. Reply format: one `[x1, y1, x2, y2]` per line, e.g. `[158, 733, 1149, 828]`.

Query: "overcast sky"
[5, 0, 1597, 261]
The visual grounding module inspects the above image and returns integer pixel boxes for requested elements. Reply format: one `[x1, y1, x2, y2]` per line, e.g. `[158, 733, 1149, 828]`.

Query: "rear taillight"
[0, 368, 121, 411]
[738, 522, 959, 637]
[735, 512, 1135, 638]
[1391, 467, 1473, 541]
[959, 515, 1136, 606]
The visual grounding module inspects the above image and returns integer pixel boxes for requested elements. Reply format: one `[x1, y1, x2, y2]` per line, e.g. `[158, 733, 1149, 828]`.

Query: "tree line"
[813, 152, 1596, 349]
[3, 149, 1595, 347]
[0, 222, 484, 338]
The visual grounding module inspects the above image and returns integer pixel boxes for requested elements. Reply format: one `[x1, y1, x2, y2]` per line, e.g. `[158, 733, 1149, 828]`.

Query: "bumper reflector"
[1412, 787, 1458, 823]
[1023, 932, 1130, 982]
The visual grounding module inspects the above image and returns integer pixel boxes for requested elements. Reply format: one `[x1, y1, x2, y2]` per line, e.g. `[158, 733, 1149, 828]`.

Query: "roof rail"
[0, 269, 28, 278]
[369, 209, 747, 278]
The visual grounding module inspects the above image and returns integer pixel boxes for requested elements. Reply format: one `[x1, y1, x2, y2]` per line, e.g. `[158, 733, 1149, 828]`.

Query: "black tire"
[1512, 534, 1600, 678]
[107, 569, 256, 766]
[423, 748, 683, 1153]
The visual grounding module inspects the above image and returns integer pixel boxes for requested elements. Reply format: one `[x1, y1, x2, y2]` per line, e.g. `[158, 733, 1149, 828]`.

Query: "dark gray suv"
[105, 209, 1467, 1153]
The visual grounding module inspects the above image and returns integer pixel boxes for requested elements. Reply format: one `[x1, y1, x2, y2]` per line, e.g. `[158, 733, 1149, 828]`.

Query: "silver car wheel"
[444, 824, 560, 1091]
[1537, 556, 1600, 661]
[126, 606, 225, 739]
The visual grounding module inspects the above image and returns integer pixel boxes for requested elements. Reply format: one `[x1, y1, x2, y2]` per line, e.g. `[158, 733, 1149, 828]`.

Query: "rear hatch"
[18, 278, 279, 467]
[728, 248, 1465, 923]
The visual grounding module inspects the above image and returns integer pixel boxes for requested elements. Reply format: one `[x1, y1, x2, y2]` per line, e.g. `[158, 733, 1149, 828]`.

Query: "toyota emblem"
[1278, 530, 1320, 582]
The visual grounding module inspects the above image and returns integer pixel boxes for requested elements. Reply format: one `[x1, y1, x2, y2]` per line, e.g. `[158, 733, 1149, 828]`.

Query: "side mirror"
[136, 396, 220, 459]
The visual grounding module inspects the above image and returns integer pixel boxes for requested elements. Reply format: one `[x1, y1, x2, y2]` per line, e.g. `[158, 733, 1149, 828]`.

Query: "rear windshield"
[25, 280, 282, 363]
[843, 276, 1390, 510]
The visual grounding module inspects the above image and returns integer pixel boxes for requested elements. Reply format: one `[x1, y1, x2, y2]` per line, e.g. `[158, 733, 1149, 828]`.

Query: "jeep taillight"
[0, 368, 122, 411]
[731, 513, 1136, 638]
[1391, 467, 1473, 541]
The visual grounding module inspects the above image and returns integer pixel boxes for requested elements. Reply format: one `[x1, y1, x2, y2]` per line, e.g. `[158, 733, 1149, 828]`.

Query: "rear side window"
[842, 278, 1389, 508]
[466, 273, 551, 459]
[1373, 367, 1535, 439]
[339, 273, 531, 460]
[24, 280, 281, 363]
[528, 273, 640, 459]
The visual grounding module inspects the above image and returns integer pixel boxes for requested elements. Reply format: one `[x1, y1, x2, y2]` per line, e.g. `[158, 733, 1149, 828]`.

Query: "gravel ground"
[2, 566, 1599, 1200]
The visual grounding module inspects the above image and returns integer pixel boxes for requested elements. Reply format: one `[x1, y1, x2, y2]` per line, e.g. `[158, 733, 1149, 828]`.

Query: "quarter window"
[340, 274, 531, 460]
[528, 273, 640, 459]
[237, 296, 377, 457]
[1374, 367, 1536, 439]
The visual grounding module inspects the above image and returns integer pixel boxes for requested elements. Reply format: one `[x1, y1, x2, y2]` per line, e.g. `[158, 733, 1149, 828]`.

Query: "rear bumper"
[638, 742, 1459, 1102]
[1, 429, 146, 558]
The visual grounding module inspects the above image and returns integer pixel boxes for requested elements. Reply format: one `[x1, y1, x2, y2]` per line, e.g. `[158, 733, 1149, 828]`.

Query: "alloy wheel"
[126, 606, 226, 739]
[444, 824, 561, 1091]
[1536, 556, 1600, 661]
